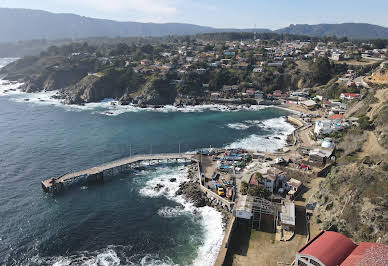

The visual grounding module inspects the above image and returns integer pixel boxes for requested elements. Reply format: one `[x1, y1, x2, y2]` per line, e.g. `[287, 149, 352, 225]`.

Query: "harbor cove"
[0, 73, 294, 265]
[1, 3, 388, 265]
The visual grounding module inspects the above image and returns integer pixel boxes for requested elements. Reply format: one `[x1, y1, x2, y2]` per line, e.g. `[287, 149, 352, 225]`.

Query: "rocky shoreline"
[176, 163, 231, 225]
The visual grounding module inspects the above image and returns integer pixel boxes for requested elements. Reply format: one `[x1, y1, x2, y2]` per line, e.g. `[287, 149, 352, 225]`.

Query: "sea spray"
[139, 164, 225, 266]
[0, 80, 268, 116]
[225, 117, 296, 152]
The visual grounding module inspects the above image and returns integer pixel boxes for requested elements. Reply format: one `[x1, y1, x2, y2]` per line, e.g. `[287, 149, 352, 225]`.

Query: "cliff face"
[313, 164, 388, 244]
[22, 67, 90, 93]
[0, 56, 179, 106]
[133, 77, 177, 105]
[0, 56, 93, 93]
[311, 85, 388, 245]
[59, 74, 134, 104]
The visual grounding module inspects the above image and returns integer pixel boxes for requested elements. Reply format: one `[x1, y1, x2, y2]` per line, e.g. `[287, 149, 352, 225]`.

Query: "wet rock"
[176, 182, 206, 207]
[154, 184, 164, 192]
[134, 166, 146, 171]
[169, 178, 177, 182]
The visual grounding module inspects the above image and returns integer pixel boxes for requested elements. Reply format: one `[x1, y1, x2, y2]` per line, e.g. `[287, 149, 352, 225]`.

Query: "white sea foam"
[225, 117, 295, 152]
[157, 206, 187, 218]
[192, 206, 224, 266]
[138, 166, 189, 200]
[0, 80, 271, 116]
[0, 80, 24, 96]
[139, 165, 225, 266]
[261, 117, 296, 137]
[0, 58, 19, 69]
[226, 122, 251, 130]
[32, 246, 122, 266]
[94, 102, 268, 116]
[140, 254, 177, 266]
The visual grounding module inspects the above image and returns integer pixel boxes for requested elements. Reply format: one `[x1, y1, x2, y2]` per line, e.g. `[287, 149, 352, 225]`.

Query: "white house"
[314, 120, 333, 135]
[331, 52, 343, 61]
[315, 119, 348, 135]
[253, 67, 264, 73]
[340, 93, 360, 101]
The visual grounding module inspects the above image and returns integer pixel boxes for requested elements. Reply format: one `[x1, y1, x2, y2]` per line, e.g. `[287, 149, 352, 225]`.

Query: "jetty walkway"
[41, 153, 194, 193]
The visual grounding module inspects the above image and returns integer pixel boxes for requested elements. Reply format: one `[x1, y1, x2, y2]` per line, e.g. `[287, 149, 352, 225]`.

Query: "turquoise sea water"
[0, 58, 293, 265]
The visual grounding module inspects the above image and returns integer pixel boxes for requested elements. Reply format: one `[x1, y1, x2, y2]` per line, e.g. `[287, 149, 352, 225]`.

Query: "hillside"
[312, 72, 388, 244]
[1, 8, 388, 43]
[276, 23, 388, 39]
[0, 8, 270, 43]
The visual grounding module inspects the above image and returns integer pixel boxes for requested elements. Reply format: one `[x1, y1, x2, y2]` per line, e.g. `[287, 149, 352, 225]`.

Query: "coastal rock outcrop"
[134, 76, 177, 106]
[176, 182, 207, 208]
[0, 55, 93, 93]
[59, 74, 129, 104]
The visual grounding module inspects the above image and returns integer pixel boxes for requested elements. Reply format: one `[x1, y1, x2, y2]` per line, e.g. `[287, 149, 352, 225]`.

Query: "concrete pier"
[41, 153, 194, 193]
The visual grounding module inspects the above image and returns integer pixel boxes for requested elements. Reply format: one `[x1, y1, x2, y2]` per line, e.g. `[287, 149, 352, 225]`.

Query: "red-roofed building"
[329, 114, 345, 120]
[296, 231, 357, 266]
[340, 93, 360, 101]
[295, 231, 388, 266]
[341, 242, 388, 266]
[249, 173, 259, 186]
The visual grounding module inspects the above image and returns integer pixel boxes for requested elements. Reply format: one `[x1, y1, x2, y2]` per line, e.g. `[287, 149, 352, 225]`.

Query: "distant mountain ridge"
[276, 23, 388, 39]
[0, 8, 388, 42]
[0, 8, 270, 43]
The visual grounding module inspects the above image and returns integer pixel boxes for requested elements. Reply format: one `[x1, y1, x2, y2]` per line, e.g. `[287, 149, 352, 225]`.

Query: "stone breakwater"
[176, 164, 231, 224]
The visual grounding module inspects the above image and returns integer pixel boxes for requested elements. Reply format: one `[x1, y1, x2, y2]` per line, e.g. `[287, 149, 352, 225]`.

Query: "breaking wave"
[139, 165, 225, 266]
[0, 79, 269, 116]
[225, 117, 295, 152]
[226, 122, 251, 130]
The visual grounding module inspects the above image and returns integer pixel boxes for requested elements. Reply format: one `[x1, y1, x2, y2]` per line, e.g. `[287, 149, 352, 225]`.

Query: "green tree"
[208, 69, 239, 90]
[248, 186, 270, 199]
[254, 173, 263, 183]
[240, 181, 249, 195]
[179, 72, 203, 95]
[373, 39, 387, 49]
[311, 57, 332, 84]
[358, 116, 373, 130]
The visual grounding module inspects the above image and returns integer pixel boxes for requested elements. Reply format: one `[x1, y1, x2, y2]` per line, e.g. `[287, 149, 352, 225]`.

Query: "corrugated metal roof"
[341, 242, 388, 266]
[299, 231, 357, 266]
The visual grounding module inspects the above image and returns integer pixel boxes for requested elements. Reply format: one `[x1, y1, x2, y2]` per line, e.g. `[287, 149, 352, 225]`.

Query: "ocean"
[0, 58, 294, 265]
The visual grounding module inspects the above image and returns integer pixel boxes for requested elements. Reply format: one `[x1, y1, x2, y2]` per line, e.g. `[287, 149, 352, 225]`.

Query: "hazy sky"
[1, 0, 387, 29]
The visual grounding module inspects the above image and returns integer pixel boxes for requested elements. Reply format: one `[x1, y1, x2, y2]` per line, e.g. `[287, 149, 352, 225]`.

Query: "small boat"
[226, 187, 233, 198]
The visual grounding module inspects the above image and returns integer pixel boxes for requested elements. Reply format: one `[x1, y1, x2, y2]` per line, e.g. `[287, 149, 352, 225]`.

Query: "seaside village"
[37, 37, 388, 265]
[76, 36, 388, 109]
[188, 64, 388, 265]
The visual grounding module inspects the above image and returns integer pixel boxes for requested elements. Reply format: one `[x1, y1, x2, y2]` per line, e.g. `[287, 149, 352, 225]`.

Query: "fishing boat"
[226, 187, 233, 198]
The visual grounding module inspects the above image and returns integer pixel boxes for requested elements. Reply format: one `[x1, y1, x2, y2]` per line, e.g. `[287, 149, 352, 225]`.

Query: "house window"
[309, 259, 322, 266]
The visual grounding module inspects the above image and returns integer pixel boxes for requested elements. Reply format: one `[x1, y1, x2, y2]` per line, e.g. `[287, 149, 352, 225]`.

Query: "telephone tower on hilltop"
[254, 24, 257, 41]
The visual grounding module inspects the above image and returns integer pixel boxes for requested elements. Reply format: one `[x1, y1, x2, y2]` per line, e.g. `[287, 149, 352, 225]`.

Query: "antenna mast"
[254, 24, 257, 41]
